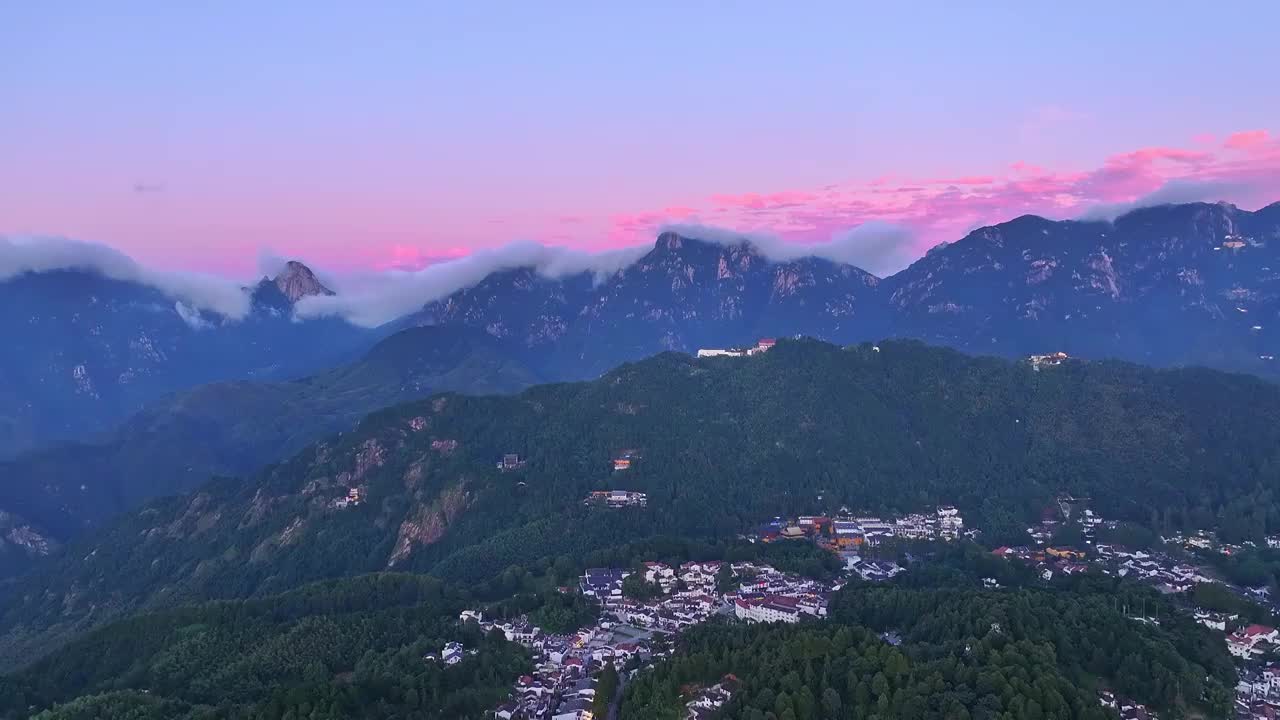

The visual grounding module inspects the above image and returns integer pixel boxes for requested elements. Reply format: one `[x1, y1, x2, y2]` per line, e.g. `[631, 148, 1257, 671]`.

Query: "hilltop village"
[456, 489, 1280, 720]
[443, 505, 973, 719]
[476, 557, 850, 720]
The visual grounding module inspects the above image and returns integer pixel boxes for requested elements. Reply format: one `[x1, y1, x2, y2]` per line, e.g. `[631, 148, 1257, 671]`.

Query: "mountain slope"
[0, 262, 375, 458]
[884, 201, 1280, 372]
[0, 326, 539, 551]
[3, 338, 1280, 667]
[415, 231, 882, 377]
[413, 201, 1280, 379]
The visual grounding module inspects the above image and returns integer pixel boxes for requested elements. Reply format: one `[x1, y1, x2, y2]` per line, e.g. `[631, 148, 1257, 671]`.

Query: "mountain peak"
[271, 261, 333, 302]
[652, 229, 760, 258]
[654, 230, 688, 252]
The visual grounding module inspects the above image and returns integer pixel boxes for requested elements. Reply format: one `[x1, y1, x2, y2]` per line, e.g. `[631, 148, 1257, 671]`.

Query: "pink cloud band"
[604, 129, 1280, 265]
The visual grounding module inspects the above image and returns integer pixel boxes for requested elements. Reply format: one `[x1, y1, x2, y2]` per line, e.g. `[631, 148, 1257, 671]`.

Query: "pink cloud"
[1225, 129, 1270, 150]
[601, 128, 1280, 271]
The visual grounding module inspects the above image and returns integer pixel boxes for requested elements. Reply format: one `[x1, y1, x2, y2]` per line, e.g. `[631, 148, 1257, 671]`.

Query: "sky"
[3, 2, 1280, 280]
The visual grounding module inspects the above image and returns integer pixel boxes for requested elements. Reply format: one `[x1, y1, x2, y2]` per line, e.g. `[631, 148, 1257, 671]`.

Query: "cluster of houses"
[696, 338, 777, 358]
[1098, 690, 1159, 720]
[484, 558, 855, 718]
[753, 506, 968, 548]
[730, 564, 833, 624]
[990, 543, 1215, 591]
[583, 490, 648, 508]
[1235, 665, 1280, 718]
[580, 560, 834, 629]
[462, 609, 634, 720]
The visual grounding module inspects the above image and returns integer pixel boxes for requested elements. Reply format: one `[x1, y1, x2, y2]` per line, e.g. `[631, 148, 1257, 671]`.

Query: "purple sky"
[3, 3, 1279, 278]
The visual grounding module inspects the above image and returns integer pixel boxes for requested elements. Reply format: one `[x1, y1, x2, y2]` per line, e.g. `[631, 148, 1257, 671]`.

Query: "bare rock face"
[386, 482, 471, 567]
[272, 261, 334, 303]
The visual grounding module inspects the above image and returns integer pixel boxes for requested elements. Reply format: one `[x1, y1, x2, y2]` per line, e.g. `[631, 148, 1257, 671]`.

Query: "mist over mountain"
[0, 260, 379, 458]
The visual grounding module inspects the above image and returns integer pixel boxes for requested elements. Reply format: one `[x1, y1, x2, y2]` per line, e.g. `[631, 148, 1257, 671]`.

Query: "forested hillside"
[0, 326, 539, 549]
[2, 338, 1280, 668]
[0, 574, 528, 719]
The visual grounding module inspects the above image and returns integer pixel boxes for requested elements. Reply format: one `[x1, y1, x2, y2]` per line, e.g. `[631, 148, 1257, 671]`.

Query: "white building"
[734, 596, 801, 624]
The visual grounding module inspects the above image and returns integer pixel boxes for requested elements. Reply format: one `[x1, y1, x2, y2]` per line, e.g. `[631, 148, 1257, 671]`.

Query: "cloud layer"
[660, 221, 917, 278]
[295, 241, 650, 327]
[0, 236, 251, 321]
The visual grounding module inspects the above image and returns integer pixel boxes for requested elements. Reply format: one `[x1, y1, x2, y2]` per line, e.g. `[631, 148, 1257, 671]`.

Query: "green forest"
[0, 574, 529, 720]
[621, 574, 1235, 720]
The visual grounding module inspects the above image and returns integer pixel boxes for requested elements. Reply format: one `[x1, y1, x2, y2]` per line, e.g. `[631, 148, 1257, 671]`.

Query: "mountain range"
[5, 200, 1278, 464]
[1, 338, 1277, 669]
[414, 201, 1280, 378]
[0, 262, 377, 459]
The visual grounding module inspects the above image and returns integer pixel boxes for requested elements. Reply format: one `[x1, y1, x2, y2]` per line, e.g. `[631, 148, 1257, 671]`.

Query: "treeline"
[621, 620, 1114, 720]
[621, 578, 1235, 720]
[829, 581, 1234, 717]
[0, 574, 530, 720]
